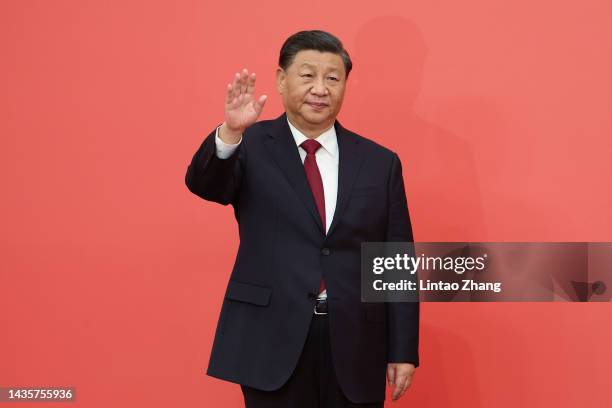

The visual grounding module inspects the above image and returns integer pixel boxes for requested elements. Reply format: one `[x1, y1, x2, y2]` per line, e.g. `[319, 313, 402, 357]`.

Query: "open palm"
[224, 68, 267, 133]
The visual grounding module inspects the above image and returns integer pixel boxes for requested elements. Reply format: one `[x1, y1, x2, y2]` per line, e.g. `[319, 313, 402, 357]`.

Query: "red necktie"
[300, 139, 326, 292]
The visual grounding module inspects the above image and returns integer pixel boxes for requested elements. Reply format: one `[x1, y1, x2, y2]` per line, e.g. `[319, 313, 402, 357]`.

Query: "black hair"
[278, 30, 353, 79]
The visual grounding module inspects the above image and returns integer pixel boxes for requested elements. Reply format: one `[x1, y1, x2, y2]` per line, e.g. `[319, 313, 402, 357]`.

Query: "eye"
[300, 73, 313, 78]
[328, 76, 339, 81]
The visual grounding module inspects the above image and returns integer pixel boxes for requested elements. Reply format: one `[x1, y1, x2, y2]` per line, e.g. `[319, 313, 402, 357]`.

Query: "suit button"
[321, 247, 330, 256]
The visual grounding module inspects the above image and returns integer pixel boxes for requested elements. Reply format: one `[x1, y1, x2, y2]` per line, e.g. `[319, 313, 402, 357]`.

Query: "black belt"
[314, 298, 328, 315]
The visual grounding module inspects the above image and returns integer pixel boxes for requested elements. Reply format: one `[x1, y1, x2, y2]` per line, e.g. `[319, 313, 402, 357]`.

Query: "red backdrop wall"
[1, 0, 611, 407]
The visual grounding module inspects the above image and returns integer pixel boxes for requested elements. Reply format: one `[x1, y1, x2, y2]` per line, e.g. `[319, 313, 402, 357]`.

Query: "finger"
[392, 380, 407, 400]
[225, 83, 234, 105]
[395, 373, 409, 388]
[392, 383, 402, 400]
[387, 365, 396, 386]
[404, 376, 413, 390]
[240, 68, 249, 94]
[398, 380, 411, 399]
[395, 375, 413, 399]
[246, 72, 256, 95]
[228, 72, 240, 102]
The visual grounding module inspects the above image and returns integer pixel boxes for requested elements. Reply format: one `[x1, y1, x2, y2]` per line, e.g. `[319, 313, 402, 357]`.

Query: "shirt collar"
[286, 116, 338, 157]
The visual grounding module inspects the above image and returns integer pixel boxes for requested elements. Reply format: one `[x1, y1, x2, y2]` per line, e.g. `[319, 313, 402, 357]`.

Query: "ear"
[275, 67, 286, 95]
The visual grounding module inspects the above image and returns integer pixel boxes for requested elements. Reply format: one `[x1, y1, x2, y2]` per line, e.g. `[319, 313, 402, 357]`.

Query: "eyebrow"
[298, 63, 341, 72]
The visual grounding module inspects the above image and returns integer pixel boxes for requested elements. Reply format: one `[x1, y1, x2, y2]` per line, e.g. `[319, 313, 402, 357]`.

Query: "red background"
[1, 0, 611, 406]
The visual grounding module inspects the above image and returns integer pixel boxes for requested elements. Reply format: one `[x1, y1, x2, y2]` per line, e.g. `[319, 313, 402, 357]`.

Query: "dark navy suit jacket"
[185, 112, 419, 403]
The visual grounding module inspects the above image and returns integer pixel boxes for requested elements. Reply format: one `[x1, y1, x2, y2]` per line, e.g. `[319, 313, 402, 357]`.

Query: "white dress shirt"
[214, 118, 339, 299]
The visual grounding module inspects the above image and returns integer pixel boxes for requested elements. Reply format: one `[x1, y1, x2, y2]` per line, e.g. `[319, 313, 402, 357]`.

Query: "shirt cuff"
[215, 126, 242, 159]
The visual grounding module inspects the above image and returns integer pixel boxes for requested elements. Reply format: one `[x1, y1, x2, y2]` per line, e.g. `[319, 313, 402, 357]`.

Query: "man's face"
[276, 50, 347, 135]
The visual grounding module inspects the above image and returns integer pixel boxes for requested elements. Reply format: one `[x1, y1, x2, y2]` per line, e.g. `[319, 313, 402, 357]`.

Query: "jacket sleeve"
[385, 152, 420, 366]
[184, 125, 245, 206]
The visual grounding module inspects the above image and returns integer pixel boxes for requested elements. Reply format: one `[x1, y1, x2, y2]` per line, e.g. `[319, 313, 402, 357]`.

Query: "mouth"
[305, 102, 329, 110]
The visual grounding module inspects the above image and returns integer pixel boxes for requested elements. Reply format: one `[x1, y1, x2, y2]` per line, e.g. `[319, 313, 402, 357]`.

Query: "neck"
[286, 112, 334, 139]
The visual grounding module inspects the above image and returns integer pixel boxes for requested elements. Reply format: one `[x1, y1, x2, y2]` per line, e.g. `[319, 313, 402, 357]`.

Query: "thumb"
[387, 365, 396, 386]
[254, 94, 268, 115]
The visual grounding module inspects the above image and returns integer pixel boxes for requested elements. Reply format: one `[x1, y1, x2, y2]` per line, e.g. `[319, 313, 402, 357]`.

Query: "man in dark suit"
[185, 30, 419, 407]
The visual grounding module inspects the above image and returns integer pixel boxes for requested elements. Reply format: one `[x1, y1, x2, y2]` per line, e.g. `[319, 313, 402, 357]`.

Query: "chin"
[304, 115, 330, 125]
[302, 109, 330, 120]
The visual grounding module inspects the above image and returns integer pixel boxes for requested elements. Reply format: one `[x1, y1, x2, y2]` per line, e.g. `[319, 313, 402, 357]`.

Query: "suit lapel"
[264, 113, 325, 233]
[326, 119, 364, 238]
[263, 112, 365, 237]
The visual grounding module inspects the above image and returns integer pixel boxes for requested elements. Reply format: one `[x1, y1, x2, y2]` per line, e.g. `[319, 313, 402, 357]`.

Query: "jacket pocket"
[351, 186, 383, 198]
[225, 279, 272, 306]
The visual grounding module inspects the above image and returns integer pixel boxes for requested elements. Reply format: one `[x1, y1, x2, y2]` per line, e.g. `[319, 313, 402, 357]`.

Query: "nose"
[310, 77, 329, 96]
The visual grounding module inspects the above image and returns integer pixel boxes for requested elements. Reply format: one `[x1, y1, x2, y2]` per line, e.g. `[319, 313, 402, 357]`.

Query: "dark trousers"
[240, 313, 384, 408]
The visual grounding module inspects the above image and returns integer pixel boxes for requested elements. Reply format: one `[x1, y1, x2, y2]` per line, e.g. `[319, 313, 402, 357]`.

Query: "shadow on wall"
[409, 304, 533, 407]
[349, 15, 486, 242]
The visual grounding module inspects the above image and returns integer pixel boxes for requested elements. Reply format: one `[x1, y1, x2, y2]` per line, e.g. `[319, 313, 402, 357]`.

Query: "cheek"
[330, 92, 344, 106]
[291, 90, 309, 104]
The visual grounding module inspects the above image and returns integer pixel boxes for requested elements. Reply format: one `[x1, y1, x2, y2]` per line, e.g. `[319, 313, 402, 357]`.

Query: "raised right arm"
[184, 68, 267, 205]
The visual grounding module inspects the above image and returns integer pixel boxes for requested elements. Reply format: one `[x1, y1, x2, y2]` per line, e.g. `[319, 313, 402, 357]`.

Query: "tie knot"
[301, 139, 322, 155]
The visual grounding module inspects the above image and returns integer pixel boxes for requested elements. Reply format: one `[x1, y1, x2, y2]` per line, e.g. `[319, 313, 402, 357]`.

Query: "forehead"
[289, 50, 345, 73]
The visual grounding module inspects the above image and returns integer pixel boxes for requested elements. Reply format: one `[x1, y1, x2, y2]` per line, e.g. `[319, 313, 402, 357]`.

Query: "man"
[185, 30, 419, 407]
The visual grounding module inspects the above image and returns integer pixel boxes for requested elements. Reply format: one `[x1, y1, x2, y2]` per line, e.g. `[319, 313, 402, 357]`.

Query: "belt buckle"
[313, 299, 328, 315]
